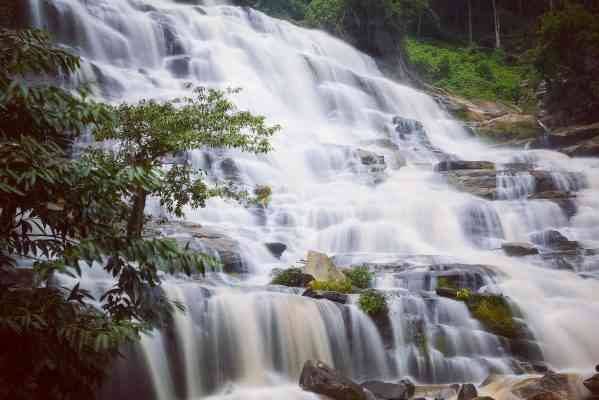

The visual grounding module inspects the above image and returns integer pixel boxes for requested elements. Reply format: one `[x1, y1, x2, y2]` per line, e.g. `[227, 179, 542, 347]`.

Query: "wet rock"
[584, 374, 599, 394]
[446, 169, 498, 200]
[354, 148, 387, 174]
[530, 229, 581, 252]
[546, 122, 599, 148]
[512, 373, 580, 400]
[476, 114, 543, 143]
[508, 339, 545, 363]
[361, 378, 415, 400]
[305, 251, 346, 282]
[265, 242, 287, 259]
[302, 288, 348, 304]
[562, 136, 599, 157]
[393, 116, 424, 135]
[299, 360, 367, 400]
[458, 384, 478, 400]
[502, 242, 539, 257]
[166, 56, 191, 78]
[528, 191, 577, 219]
[435, 160, 495, 172]
[147, 221, 246, 273]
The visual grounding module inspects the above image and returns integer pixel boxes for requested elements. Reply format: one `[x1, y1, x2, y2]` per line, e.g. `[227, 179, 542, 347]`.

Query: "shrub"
[271, 268, 313, 287]
[343, 266, 373, 289]
[310, 278, 353, 293]
[358, 289, 387, 316]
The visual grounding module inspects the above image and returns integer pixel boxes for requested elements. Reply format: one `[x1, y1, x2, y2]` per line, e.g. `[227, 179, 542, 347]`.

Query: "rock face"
[435, 160, 495, 172]
[147, 221, 246, 273]
[305, 251, 346, 282]
[458, 384, 478, 400]
[502, 242, 539, 257]
[302, 288, 348, 304]
[361, 379, 415, 400]
[545, 122, 599, 148]
[299, 360, 367, 400]
[446, 169, 498, 199]
[477, 114, 543, 143]
[265, 242, 287, 259]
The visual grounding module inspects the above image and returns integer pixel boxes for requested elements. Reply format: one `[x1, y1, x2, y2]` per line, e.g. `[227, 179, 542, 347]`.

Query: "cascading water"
[23, 0, 599, 398]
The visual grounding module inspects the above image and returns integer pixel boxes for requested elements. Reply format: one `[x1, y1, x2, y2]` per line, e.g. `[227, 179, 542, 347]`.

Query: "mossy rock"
[465, 293, 522, 339]
[271, 268, 315, 288]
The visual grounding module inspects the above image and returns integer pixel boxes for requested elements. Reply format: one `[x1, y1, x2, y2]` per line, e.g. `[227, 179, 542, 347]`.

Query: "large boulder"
[584, 374, 599, 394]
[305, 251, 346, 282]
[476, 114, 543, 143]
[458, 384, 478, 400]
[502, 242, 539, 257]
[299, 360, 368, 400]
[361, 379, 415, 400]
[265, 242, 287, 259]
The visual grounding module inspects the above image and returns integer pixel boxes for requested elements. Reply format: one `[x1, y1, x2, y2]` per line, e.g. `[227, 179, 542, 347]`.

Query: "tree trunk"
[417, 13, 422, 38]
[467, 0, 473, 45]
[127, 188, 147, 239]
[492, 0, 501, 49]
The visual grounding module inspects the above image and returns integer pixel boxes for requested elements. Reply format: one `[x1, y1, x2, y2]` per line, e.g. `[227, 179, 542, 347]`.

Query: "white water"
[27, 0, 599, 398]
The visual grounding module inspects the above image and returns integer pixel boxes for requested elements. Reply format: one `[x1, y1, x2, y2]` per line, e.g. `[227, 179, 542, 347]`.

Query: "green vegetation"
[437, 276, 458, 290]
[358, 289, 387, 316]
[271, 268, 313, 287]
[97, 88, 278, 238]
[343, 265, 373, 289]
[0, 27, 276, 399]
[310, 278, 353, 293]
[449, 287, 520, 339]
[405, 38, 537, 105]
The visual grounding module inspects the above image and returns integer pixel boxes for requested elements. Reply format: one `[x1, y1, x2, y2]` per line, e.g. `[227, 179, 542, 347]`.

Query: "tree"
[0, 28, 214, 399]
[492, 0, 501, 48]
[96, 88, 280, 239]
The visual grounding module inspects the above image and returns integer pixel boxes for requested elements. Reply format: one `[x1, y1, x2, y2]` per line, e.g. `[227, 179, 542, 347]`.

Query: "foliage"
[358, 289, 387, 316]
[238, 0, 311, 20]
[536, 3, 599, 81]
[0, 287, 141, 400]
[97, 87, 279, 237]
[0, 28, 215, 399]
[456, 288, 472, 300]
[310, 278, 353, 293]
[437, 276, 458, 290]
[254, 185, 273, 207]
[405, 37, 538, 105]
[305, 0, 428, 54]
[271, 268, 314, 287]
[343, 265, 373, 289]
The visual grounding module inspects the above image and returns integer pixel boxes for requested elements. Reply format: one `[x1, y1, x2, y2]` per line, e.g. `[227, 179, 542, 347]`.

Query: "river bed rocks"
[457, 383, 478, 400]
[362, 379, 415, 400]
[300, 360, 368, 400]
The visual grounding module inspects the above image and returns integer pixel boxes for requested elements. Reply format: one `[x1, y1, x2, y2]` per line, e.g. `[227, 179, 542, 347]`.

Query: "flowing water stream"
[24, 0, 599, 398]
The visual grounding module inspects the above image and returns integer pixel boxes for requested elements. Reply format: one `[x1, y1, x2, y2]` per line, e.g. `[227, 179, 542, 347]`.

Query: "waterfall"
[24, 0, 599, 398]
